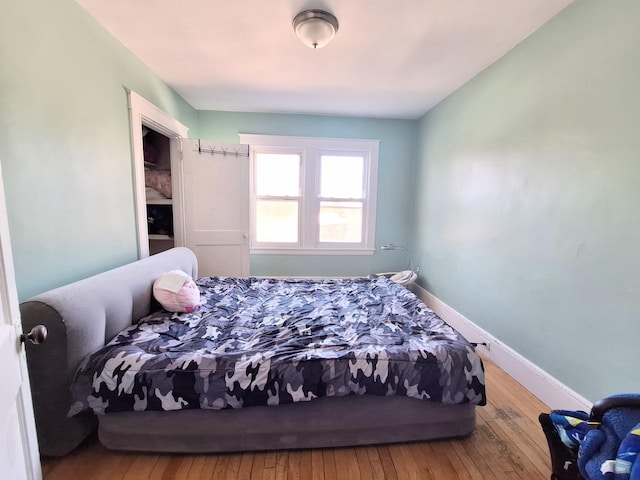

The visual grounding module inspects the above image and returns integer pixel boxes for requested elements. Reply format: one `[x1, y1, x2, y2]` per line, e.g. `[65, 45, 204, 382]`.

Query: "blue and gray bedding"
[69, 276, 486, 416]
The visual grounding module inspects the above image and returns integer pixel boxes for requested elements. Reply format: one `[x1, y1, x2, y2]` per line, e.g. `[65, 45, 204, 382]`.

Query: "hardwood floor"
[41, 358, 553, 479]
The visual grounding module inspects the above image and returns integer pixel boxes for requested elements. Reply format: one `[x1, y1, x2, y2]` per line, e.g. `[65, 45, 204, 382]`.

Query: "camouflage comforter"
[69, 276, 486, 416]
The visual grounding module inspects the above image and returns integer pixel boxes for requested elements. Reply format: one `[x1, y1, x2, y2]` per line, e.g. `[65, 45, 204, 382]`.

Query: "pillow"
[153, 270, 200, 313]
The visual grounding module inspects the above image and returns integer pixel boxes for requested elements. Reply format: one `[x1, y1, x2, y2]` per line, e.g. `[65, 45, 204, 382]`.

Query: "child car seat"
[579, 395, 640, 480]
[540, 394, 640, 480]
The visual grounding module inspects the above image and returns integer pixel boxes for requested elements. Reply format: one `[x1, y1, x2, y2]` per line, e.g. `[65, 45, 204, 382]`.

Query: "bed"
[21, 247, 485, 456]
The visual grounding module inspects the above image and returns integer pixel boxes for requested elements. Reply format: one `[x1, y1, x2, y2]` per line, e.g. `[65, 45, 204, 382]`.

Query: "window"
[239, 134, 379, 255]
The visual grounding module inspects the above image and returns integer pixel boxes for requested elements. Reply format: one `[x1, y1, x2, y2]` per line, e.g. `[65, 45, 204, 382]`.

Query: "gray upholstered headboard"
[20, 247, 198, 456]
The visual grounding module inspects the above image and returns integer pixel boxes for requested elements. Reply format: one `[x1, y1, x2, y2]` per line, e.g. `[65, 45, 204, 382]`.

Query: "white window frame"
[239, 134, 379, 256]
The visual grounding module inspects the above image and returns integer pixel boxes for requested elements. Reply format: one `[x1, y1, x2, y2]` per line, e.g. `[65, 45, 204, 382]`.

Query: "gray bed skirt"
[98, 395, 476, 453]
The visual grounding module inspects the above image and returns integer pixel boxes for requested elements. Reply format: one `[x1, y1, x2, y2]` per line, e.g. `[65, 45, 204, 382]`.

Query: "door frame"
[127, 90, 189, 258]
[0, 161, 42, 480]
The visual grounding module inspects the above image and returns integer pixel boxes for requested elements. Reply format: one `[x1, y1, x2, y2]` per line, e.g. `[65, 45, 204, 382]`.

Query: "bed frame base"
[98, 395, 476, 453]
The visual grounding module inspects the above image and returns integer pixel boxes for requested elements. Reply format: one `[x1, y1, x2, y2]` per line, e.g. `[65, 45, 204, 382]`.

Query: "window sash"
[318, 154, 365, 200]
[254, 152, 301, 197]
[254, 198, 300, 244]
[318, 199, 364, 244]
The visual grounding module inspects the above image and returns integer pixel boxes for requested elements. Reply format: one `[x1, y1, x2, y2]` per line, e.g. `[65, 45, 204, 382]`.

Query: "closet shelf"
[146, 198, 172, 205]
[148, 234, 172, 241]
[144, 161, 161, 169]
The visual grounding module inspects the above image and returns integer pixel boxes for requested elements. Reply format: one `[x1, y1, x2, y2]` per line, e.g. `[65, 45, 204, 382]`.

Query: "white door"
[0, 164, 42, 480]
[182, 139, 250, 277]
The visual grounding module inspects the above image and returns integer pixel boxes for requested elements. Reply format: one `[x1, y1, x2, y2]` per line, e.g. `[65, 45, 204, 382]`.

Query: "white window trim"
[239, 134, 379, 256]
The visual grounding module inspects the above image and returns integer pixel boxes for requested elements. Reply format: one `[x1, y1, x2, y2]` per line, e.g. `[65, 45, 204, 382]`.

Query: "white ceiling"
[75, 0, 575, 120]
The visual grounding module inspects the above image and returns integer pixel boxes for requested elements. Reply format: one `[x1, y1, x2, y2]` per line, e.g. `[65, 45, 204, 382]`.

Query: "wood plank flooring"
[41, 358, 553, 479]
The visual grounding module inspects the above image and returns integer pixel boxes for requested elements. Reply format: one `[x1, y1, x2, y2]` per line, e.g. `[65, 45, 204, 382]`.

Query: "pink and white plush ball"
[153, 270, 200, 313]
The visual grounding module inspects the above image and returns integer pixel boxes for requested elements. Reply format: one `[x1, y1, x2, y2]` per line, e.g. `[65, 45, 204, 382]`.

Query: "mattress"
[69, 276, 486, 416]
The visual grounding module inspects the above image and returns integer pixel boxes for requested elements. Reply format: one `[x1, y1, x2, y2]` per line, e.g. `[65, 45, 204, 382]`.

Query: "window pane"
[256, 200, 298, 243]
[319, 201, 362, 243]
[255, 153, 300, 196]
[320, 155, 364, 199]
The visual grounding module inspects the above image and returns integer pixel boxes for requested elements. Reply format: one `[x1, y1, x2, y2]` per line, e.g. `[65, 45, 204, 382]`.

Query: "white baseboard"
[411, 284, 592, 412]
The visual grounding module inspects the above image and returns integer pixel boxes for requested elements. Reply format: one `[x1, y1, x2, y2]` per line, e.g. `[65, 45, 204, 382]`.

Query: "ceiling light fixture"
[292, 9, 339, 49]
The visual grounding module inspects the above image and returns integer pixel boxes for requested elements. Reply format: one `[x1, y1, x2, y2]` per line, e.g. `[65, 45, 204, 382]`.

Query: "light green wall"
[0, 0, 197, 300]
[414, 0, 640, 402]
[198, 111, 417, 277]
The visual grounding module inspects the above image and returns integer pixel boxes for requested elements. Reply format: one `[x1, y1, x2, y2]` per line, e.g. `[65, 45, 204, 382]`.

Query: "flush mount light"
[292, 9, 339, 49]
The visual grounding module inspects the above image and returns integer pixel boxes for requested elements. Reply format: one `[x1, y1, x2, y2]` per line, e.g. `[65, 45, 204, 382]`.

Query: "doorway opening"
[127, 90, 188, 258]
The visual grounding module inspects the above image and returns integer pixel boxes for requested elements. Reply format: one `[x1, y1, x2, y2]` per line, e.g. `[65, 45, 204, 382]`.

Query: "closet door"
[182, 138, 250, 277]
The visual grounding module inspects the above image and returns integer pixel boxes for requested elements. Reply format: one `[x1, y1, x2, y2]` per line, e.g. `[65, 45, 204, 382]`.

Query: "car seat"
[539, 394, 640, 480]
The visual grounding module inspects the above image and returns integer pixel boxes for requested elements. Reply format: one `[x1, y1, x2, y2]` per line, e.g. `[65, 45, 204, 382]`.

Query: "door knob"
[21, 325, 48, 345]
